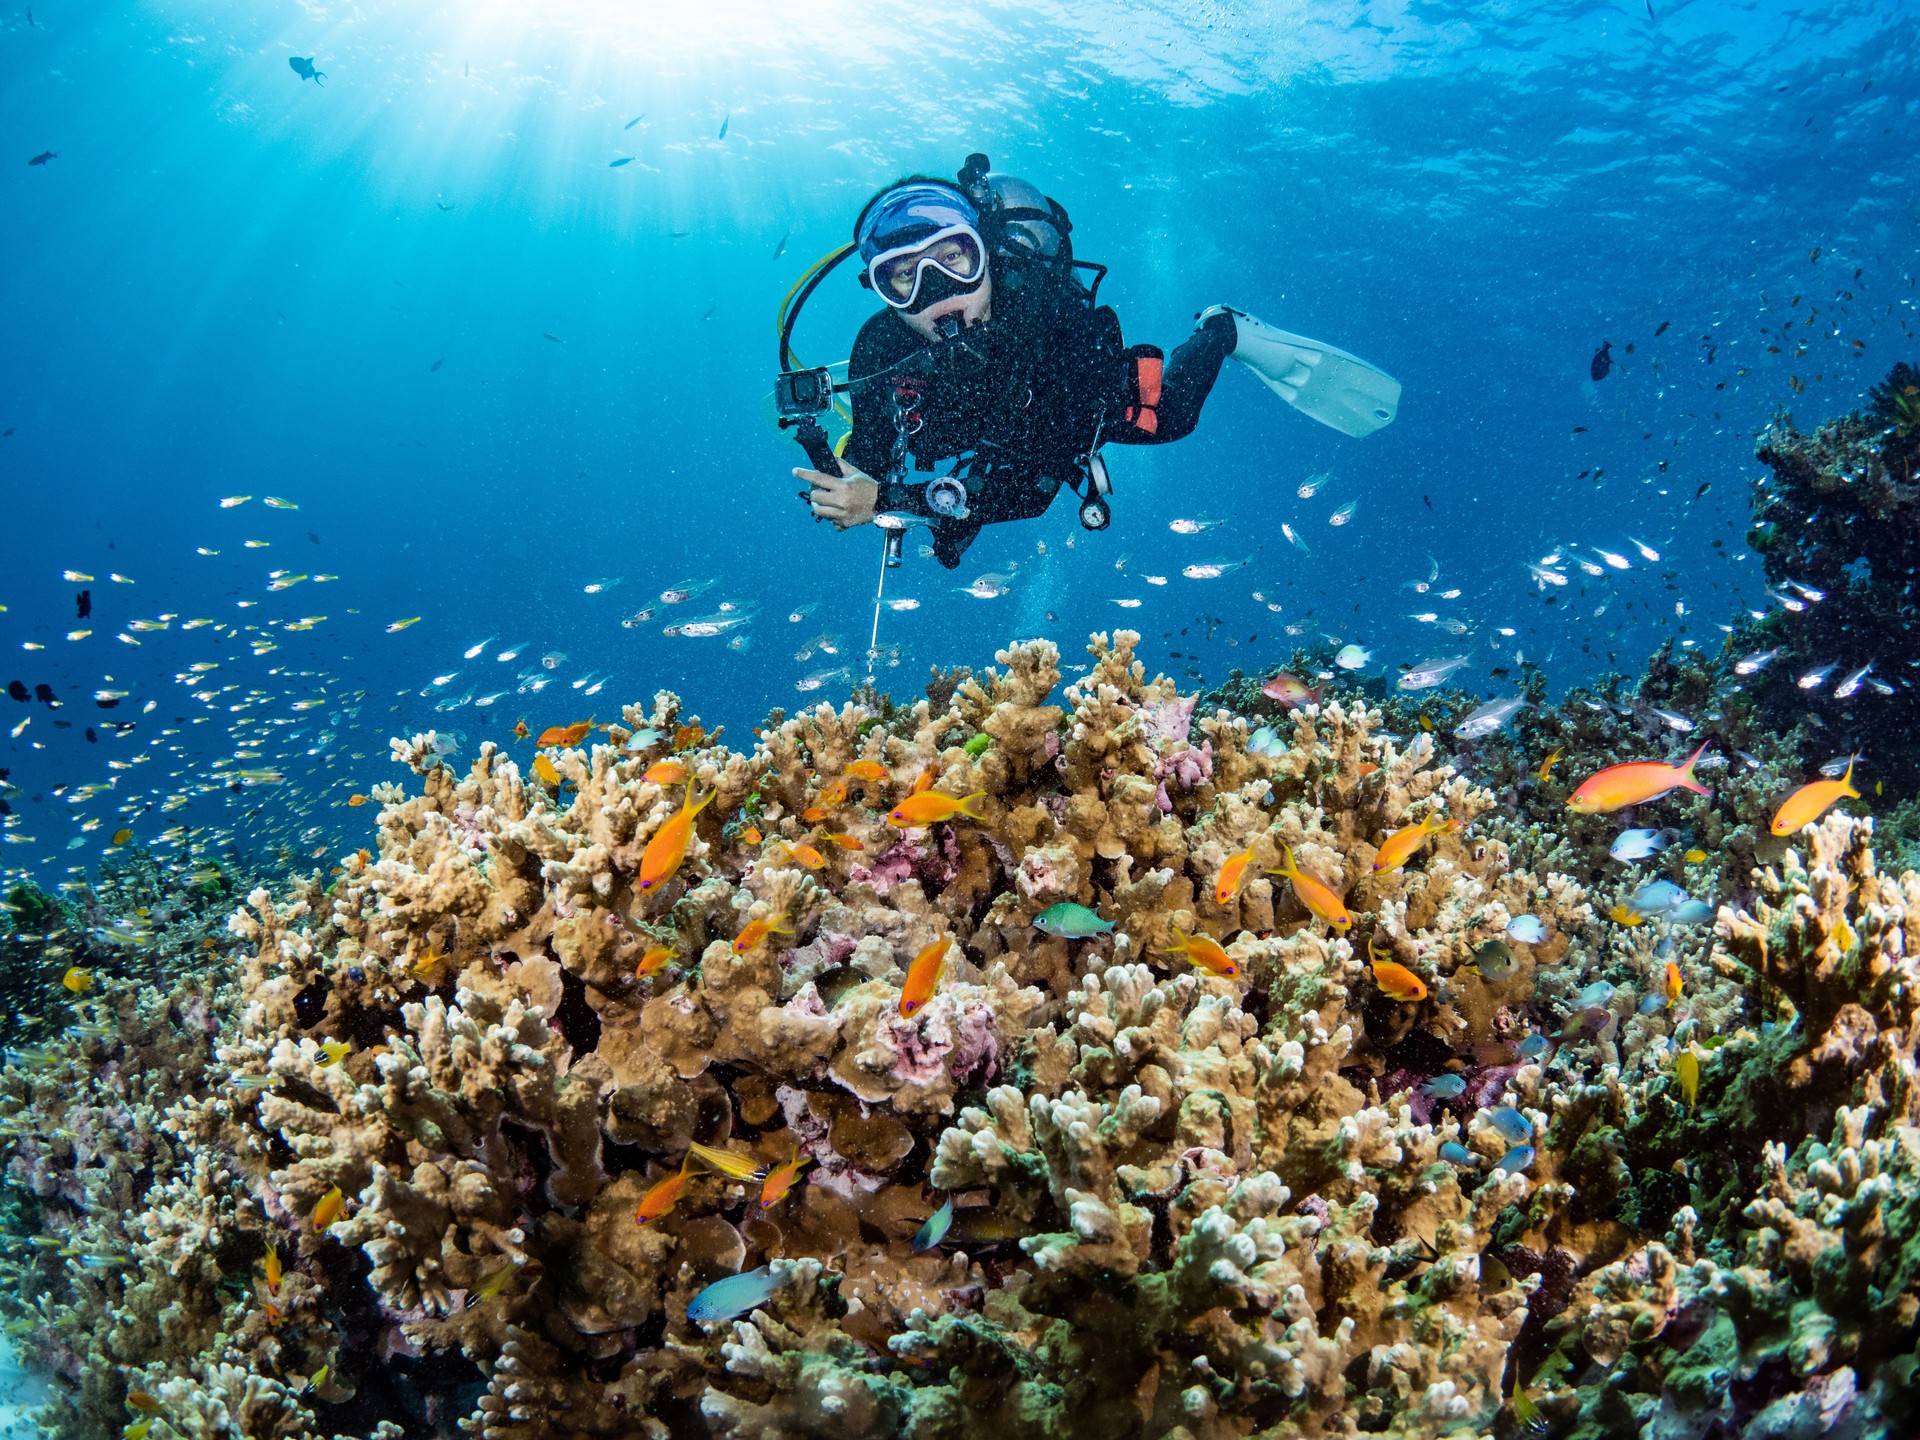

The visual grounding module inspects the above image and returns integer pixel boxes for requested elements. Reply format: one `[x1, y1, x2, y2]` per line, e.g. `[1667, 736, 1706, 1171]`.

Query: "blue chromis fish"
[1515, 1034, 1550, 1061]
[686, 1266, 783, 1324]
[1421, 1074, 1467, 1099]
[1630, 880, 1689, 916]
[1610, 827, 1681, 862]
[913, 1197, 954, 1252]
[1505, 915, 1547, 944]
[1485, 1105, 1534, 1145]
[1667, 899, 1715, 925]
[1438, 1141, 1477, 1167]
[1494, 1144, 1536, 1175]
[1032, 903, 1114, 939]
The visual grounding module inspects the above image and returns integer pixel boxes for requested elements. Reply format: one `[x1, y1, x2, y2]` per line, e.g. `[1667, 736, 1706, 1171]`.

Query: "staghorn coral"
[6, 625, 1920, 1440]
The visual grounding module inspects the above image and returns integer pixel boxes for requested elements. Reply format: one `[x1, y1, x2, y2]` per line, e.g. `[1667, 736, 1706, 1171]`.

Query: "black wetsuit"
[845, 272, 1235, 567]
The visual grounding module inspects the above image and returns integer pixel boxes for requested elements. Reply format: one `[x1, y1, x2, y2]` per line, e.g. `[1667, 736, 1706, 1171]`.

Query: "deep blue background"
[1, 0, 1915, 883]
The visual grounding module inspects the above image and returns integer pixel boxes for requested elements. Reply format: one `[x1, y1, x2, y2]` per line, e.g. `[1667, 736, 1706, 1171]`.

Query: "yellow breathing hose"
[777, 244, 857, 431]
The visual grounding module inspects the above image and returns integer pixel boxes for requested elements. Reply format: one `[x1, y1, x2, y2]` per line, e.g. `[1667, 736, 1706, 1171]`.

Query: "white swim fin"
[1202, 306, 1401, 438]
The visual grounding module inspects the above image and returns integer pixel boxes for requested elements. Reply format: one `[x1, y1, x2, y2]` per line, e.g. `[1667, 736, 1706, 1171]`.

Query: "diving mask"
[865, 227, 986, 313]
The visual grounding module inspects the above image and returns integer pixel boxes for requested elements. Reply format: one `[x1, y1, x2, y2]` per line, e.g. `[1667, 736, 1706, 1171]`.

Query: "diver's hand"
[796, 465, 878, 530]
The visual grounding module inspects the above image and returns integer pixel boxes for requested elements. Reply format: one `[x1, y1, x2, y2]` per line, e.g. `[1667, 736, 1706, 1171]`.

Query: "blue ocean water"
[0, 0, 1914, 887]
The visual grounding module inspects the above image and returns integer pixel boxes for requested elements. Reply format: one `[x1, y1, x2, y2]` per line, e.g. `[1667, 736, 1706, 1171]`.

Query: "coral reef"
[1, 618, 1917, 1436]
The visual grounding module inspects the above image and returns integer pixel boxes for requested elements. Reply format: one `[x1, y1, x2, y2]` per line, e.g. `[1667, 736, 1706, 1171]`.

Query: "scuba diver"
[777, 154, 1400, 570]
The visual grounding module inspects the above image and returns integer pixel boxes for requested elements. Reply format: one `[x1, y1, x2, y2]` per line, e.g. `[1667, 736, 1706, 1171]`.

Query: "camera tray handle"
[791, 416, 843, 478]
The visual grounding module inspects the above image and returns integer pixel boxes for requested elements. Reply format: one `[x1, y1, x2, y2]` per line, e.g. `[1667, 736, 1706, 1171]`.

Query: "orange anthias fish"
[1663, 960, 1684, 1004]
[311, 1185, 345, 1230]
[824, 832, 863, 851]
[733, 917, 794, 954]
[899, 937, 952, 1017]
[1267, 843, 1354, 932]
[1261, 671, 1323, 709]
[1371, 814, 1453, 874]
[345, 793, 369, 807]
[887, 790, 987, 827]
[635, 1155, 697, 1224]
[844, 761, 890, 783]
[1566, 741, 1712, 814]
[910, 770, 935, 794]
[801, 779, 849, 823]
[785, 842, 827, 870]
[1771, 757, 1861, 836]
[643, 759, 688, 786]
[1214, 848, 1255, 906]
[1536, 747, 1563, 785]
[638, 785, 716, 893]
[531, 754, 562, 787]
[636, 945, 676, 978]
[513, 718, 530, 740]
[1371, 958, 1428, 1002]
[263, 1247, 282, 1294]
[760, 1139, 811, 1207]
[1166, 930, 1238, 978]
[537, 720, 594, 748]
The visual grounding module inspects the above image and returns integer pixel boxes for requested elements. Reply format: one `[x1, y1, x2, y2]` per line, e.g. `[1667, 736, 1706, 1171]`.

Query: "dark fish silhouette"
[6, 681, 28, 703]
[542, 333, 563, 343]
[288, 55, 326, 85]
[773, 229, 789, 259]
[27, 151, 56, 166]
[609, 157, 632, 168]
[1653, 320, 1670, 336]
[435, 200, 456, 211]
[717, 113, 729, 140]
[430, 358, 444, 372]
[2, 428, 13, 437]
[75, 590, 90, 621]
[34, 683, 57, 705]
[1590, 340, 1613, 381]
[624, 114, 645, 130]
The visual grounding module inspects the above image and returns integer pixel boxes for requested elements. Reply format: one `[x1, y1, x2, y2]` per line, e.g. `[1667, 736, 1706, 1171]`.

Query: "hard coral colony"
[7, 368, 1920, 1440]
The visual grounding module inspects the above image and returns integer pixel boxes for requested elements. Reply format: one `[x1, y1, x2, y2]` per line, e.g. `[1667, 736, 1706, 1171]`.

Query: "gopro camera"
[774, 366, 835, 417]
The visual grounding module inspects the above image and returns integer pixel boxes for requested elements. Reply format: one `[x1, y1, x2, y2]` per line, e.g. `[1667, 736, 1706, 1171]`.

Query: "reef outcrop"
[1741, 358, 1920, 791]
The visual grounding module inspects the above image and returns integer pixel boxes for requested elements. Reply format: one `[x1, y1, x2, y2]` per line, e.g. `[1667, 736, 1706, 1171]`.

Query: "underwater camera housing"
[774, 367, 843, 479]
[774, 366, 835, 418]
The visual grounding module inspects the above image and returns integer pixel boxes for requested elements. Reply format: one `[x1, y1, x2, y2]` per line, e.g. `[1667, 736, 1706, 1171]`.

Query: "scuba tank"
[957, 153, 1104, 304]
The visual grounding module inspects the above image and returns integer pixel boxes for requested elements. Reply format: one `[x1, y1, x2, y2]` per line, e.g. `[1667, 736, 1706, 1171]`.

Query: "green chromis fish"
[1032, 903, 1114, 939]
[963, 734, 993, 757]
[913, 1197, 954, 1252]
[1466, 939, 1516, 981]
[687, 1265, 784, 1324]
